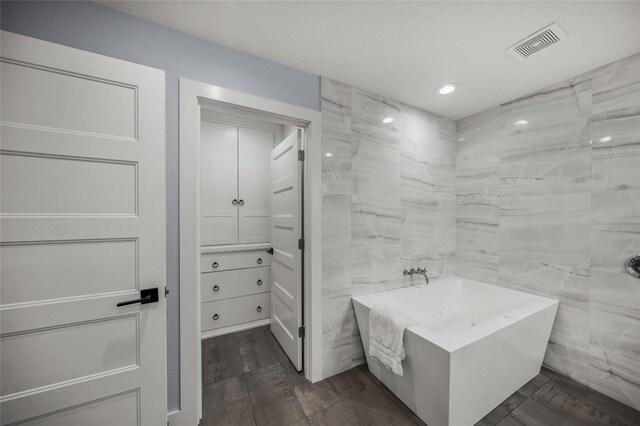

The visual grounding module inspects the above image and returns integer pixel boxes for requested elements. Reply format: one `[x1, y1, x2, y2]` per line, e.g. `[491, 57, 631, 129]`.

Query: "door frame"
[176, 78, 322, 426]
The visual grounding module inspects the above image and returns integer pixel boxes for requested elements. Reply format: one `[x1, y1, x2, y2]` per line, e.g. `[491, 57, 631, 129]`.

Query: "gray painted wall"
[0, 0, 320, 411]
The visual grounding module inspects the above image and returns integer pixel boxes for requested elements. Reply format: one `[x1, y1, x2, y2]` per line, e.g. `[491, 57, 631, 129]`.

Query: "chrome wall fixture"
[403, 267, 429, 284]
[626, 255, 640, 279]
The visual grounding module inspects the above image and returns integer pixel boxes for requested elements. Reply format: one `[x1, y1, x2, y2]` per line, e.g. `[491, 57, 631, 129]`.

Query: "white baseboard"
[201, 318, 271, 340]
[167, 409, 184, 426]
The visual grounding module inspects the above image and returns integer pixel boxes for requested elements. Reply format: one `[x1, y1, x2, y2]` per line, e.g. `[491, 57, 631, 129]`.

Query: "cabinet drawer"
[201, 267, 271, 302]
[201, 251, 271, 272]
[201, 293, 270, 331]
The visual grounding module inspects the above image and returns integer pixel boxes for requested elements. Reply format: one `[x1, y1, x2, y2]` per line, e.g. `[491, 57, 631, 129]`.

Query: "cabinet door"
[200, 121, 238, 245]
[238, 127, 272, 243]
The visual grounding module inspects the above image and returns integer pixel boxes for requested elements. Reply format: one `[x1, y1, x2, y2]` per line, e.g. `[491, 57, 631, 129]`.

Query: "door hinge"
[266, 247, 274, 255]
[298, 326, 305, 338]
[298, 238, 305, 250]
[298, 150, 305, 161]
[165, 287, 169, 297]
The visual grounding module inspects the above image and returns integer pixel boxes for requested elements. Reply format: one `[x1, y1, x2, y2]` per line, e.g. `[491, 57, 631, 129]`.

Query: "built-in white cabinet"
[200, 121, 272, 246]
[200, 246, 272, 337]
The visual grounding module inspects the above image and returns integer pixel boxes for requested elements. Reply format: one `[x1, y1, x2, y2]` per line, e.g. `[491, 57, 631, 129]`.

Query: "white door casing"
[0, 31, 167, 426]
[200, 121, 238, 245]
[238, 127, 272, 244]
[270, 129, 303, 371]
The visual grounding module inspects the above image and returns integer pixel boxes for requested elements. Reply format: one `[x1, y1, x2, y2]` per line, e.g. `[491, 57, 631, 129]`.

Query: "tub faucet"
[403, 267, 429, 284]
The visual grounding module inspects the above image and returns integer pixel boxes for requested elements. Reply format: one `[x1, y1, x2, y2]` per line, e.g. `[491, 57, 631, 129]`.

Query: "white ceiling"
[97, 1, 640, 120]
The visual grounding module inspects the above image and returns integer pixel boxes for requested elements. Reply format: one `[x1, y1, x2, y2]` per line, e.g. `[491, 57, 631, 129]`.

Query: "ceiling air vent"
[506, 22, 568, 60]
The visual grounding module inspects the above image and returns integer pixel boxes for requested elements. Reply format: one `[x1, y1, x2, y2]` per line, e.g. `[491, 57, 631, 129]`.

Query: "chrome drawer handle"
[257, 258, 262, 264]
[213, 285, 220, 292]
[257, 279, 262, 286]
[212, 262, 218, 269]
[213, 314, 219, 320]
[238, 199, 245, 206]
[232, 199, 238, 206]
[256, 306, 262, 312]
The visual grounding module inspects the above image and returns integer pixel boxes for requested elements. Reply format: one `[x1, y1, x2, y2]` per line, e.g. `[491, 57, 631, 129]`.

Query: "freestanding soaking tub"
[352, 277, 558, 426]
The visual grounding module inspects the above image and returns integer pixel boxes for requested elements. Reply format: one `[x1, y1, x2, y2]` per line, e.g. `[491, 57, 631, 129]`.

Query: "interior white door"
[0, 31, 167, 426]
[200, 121, 238, 245]
[270, 129, 303, 371]
[238, 127, 272, 244]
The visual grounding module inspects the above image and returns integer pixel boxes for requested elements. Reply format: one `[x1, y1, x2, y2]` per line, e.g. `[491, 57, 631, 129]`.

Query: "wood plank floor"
[201, 326, 640, 426]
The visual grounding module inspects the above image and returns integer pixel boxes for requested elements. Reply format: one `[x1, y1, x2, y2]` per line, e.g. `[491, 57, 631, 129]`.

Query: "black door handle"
[117, 288, 159, 307]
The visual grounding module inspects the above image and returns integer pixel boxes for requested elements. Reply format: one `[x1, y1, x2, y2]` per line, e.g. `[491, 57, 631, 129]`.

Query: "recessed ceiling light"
[515, 120, 529, 126]
[325, 152, 333, 157]
[599, 136, 612, 143]
[458, 137, 467, 142]
[382, 117, 394, 124]
[437, 83, 459, 95]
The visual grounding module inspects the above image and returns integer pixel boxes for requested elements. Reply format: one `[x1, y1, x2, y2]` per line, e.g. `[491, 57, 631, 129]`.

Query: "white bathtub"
[352, 276, 558, 426]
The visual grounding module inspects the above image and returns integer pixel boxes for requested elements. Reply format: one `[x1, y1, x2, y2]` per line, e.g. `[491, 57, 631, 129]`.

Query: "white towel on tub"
[368, 304, 418, 376]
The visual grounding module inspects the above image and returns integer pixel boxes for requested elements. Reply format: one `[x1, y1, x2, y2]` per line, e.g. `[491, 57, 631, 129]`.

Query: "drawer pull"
[257, 306, 262, 312]
[213, 285, 220, 292]
[213, 314, 219, 320]
[257, 279, 263, 286]
[257, 258, 263, 265]
[212, 262, 219, 269]
[232, 199, 238, 206]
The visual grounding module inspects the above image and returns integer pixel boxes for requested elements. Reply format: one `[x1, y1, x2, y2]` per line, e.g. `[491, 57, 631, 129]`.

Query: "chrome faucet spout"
[403, 267, 429, 284]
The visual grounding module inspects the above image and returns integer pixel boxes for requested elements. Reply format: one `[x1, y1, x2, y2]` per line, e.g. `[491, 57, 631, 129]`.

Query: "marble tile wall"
[321, 78, 457, 378]
[456, 52, 640, 410]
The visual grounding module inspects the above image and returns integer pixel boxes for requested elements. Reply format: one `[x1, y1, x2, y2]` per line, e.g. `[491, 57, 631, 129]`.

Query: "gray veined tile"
[499, 193, 591, 384]
[591, 115, 640, 193]
[401, 103, 440, 144]
[499, 79, 592, 197]
[590, 53, 640, 193]
[591, 52, 640, 120]
[456, 107, 501, 283]
[321, 77, 352, 134]
[588, 303, 640, 412]
[321, 288, 364, 378]
[590, 188, 640, 410]
[351, 88, 402, 141]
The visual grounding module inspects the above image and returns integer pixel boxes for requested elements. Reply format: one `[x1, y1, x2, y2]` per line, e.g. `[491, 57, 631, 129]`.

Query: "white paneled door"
[270, 129, 303, 371]
[0, 32, 167, 426]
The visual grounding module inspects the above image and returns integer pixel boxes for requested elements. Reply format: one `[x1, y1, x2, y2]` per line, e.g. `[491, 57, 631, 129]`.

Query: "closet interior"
[198, 104, 305, 371]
